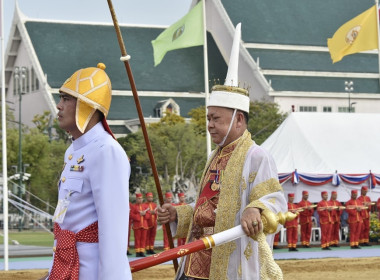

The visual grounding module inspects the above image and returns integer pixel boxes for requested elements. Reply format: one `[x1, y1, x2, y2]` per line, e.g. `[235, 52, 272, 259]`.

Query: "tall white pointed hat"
[208, 23, 249, 113]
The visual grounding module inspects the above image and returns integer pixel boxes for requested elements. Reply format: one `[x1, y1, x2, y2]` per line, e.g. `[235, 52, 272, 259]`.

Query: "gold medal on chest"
[211, 182, 220, 192]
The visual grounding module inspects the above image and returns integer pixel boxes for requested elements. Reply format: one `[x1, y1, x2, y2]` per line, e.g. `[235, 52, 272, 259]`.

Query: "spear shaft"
[106, 0, 178, 271]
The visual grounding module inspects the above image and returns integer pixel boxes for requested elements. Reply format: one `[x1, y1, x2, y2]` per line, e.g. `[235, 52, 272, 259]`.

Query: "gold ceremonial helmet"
[59, 63, 112, 133]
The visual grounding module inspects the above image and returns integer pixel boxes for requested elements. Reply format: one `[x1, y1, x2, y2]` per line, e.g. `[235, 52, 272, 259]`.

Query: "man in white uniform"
[46, 63, 132, 279]
[158, 24, 286, 280]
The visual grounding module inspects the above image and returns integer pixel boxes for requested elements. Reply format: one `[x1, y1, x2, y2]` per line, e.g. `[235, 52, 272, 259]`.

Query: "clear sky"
[2, 0, 193, 45]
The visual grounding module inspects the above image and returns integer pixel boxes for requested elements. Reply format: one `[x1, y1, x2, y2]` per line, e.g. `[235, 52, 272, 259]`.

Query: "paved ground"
[1, 242, 379, 270]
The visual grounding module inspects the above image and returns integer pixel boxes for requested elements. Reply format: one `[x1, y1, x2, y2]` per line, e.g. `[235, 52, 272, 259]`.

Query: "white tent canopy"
[262, 112, 380, 202]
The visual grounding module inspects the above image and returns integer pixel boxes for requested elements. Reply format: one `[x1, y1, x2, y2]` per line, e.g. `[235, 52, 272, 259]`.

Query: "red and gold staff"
[298, 190, 315, 248]
[144, 192, 158, 254]
[162, 192, 175, 251]
[357, 186, 372, 246]
[285, 193, 299, 251]
[329, 191, 342, 247]
[317, 191, 333, 250]
[176, 193, 187, 247]
[130, 210, 297, 276]
[346, 190, 363, 249]
[131, 193, 150, 257]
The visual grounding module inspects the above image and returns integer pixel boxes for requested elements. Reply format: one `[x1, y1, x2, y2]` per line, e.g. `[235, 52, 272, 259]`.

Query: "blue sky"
[2, 0, 193, 45]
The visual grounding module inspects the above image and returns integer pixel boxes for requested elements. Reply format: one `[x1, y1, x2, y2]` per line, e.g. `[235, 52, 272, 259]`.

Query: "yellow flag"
[327, 5, 378, 63]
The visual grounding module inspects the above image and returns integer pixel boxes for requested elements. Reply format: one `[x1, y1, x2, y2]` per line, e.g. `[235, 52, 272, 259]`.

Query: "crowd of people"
[127, 192, 187, 257]
[274, 186, 377, 251]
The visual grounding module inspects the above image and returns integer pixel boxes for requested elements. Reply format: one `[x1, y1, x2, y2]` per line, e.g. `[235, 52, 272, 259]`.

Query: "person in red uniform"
[285, 193, 299, 251]
[346, 190, 363, 249]
[273, 232, 280, 249]
[357, 186, 372, 246]
[298, 190, 315, 248]
[144, 192, 158, 254]
[176, 193, 187, 246]
[317, 191, 333, 250]
[162, 192, 174, 250]
[377, 197, 380, 220]
[329, 191, 342, 247]
[127, 201, 132, 255]
[131, 193, 150, 257]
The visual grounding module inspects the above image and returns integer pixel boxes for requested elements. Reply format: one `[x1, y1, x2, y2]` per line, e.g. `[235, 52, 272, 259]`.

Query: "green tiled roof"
[248, 49, 378, 73]
[221, 0, 379, 94]
[222, 0, 374, 46]
[25, 22, 227, 92]
[265, 75, 380, 93]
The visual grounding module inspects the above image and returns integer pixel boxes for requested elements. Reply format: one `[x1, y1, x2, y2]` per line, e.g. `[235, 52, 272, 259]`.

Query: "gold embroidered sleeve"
[249, 178, 283, 202]
[174, 205, 193, 238]
[245, 199, 270, 213]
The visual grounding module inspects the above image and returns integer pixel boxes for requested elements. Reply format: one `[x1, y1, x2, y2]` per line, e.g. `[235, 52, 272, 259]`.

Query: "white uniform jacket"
[49, 122, 132, 279]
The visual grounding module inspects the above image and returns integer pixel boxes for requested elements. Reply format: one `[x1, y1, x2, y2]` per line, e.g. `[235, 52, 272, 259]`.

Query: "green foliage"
[0, 108, 69, 214]
[370, 213, 380, 241]
[118, 110, 207, 198]
[248, 101, 287, 145]
[188, 106, 206, 136]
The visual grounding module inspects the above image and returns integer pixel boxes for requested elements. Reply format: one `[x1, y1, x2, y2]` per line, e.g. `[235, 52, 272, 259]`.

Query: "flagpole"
[202, 0, 211, 156]
[1, 0, 9, 271]
[376, 0, 380, 86]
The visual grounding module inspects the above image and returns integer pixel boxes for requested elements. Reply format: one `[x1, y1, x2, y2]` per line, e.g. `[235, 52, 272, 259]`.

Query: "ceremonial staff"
[106, 0, 178, 270]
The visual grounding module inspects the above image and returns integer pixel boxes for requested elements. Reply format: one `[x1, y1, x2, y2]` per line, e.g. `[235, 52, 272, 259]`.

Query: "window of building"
[338, 107, 355, 113]
[31, 67, 39, 91]
[299, 106, 317, 112]
[323, 106, 332, 112]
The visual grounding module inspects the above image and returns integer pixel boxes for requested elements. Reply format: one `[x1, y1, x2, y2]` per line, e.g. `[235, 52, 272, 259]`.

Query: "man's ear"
[236, 111, 245, 128]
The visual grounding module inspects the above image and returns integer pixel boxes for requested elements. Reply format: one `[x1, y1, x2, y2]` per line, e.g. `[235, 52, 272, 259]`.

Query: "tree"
[118, 110, 207, 201]
[248, 101, 287, 145]
[188, 106, 206, 136]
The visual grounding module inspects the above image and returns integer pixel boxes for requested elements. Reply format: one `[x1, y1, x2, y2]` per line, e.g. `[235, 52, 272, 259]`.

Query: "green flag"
[152, 0, 204, 66]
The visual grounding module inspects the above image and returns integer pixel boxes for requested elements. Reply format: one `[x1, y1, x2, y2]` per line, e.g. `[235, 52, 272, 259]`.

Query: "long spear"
[106, 0, 178, 271]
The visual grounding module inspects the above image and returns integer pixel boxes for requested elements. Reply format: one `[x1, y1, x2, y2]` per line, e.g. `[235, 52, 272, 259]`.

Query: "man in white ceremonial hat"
[45, 63, 132, 279]
[158, 23, 287, 280]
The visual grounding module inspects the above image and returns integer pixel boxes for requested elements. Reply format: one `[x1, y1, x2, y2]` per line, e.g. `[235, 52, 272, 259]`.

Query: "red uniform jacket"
[357, 195, 371, 219]
[329, 199, 342, 223]
[298, 200, 314, 225]
[285, 203, 298, 228]
[345, 199, 363, 223]
[131, 203, 151, 230]
[317, 200, 332, 224]
[144, 202, 157, 228]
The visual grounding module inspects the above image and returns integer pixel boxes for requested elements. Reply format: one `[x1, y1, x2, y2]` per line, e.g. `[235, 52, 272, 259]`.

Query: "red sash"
[49, 221, 99, 280]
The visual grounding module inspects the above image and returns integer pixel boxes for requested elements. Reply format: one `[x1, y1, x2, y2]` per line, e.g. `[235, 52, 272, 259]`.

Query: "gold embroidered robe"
[171, 130, 287, 280]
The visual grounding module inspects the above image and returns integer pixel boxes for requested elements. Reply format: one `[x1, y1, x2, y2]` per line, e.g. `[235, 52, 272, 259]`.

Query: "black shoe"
[293, 248, 298, 251]
[303, 245, 310, 248]
[331, 244, 340, 247]
[136, 253, 140, 257]
[127, 250, 132, 255]
[273, 245, 280, 249]
[355, 246, 362, 249]
[150, 250, 156, 254]
[363, 243, 371, 247]
[322, 247, 331, 250]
